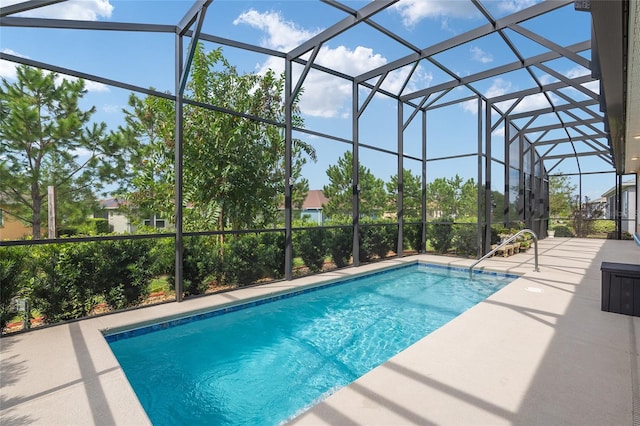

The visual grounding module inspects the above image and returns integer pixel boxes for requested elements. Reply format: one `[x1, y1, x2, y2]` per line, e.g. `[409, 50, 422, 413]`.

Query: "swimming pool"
[105, 263, 516, 425]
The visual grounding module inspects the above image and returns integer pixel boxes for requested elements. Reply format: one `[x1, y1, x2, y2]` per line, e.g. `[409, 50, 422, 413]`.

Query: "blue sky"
[0, 0, 624, 201]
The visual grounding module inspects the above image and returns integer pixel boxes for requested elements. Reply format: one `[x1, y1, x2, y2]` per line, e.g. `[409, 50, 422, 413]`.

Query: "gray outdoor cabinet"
[601, 262, 640, 317]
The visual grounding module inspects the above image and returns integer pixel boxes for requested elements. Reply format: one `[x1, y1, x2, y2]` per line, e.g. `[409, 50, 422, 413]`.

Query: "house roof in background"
[99, 198, 128, 209]
[302, 190, 328, 210]
[601, 181, 637, 198]
[587, 196, 606, 204]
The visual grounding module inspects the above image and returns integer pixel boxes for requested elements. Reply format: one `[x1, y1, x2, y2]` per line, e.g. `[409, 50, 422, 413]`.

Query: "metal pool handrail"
[469, 229, 539, 279]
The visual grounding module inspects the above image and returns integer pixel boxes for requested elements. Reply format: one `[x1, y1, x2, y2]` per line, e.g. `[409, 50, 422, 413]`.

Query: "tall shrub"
[31, 243, 102, 323]
[96, 239, 154, 309]
[31, 240, 157, 323]
[222, 234, 263, 286]
[452, 221, 478, 257]
[258, 231, 285, 279]
[591, 219, 615, 234]
[324, 218, 352, 268]
[403, 222, 423, 253]
[359, 219, 397, 262]
[78, 218, 110, 235]
[427, 219, 453, 254]
[552, 225, 574, 237]
[293, 226, 327, 273]
[169, 235, 220, 296]
[148, 236, 175, 278]
[0, 247, 29, 332]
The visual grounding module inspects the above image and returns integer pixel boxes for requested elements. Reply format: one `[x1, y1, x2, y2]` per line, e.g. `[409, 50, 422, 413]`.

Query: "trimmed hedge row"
[1, 240, 157, 330]
[427, 220, 479, 257]
[1, 219, 492, 332]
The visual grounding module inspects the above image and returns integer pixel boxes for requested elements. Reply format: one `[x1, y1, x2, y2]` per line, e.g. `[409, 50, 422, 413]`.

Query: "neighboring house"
[0, 194, 49, 240]
[0, 205, 34, 240]
[601, 181, 637, 234]
[96, 198, 168, 234]
[295, 190, 329, 225]
[98, 192, 330, 232]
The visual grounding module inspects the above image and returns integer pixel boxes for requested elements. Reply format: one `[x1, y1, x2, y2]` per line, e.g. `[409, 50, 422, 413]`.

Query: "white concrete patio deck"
[1, 237, 639, 425]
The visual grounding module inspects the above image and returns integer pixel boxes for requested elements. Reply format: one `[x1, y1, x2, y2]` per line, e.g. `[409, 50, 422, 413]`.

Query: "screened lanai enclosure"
[0, 0, 637, 330]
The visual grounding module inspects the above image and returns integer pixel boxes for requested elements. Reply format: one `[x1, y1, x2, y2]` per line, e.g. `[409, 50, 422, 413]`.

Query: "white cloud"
[537, 73, 557, 85]
[461, 68, 598, 117]
[486, 78, 513, 98]
[233, 9, 320, 51]
[0, 48, 27, 79]
[380, 66, 434, 96]
[391, 0, 479, 27]
[1, 49, 108, 93]
[565, 66, 599, 94]
[235, 10, 433, 118]
[536, 66, 599, 99]
[497, 0, 540, 14]
[0, 0, 113, 20]
[0, 60, 17, 79]
[316, 45, 387, 75]
[390, 0, 542, 28]
[462, 77, 512, 113]
[305, 45, 387, 117]
[299, 70, 352, 118]
[102, 104, 120, 114]
[53, 74, 109, 93]
[566, 66, 590, 79]
[461, 77, 559, 115]
[470, 46, 493, 64]
[508, 92, 555, 113]
[582, 80, 599, 94]
[83, 79, 109, 93]
[73, 147, 94, 158]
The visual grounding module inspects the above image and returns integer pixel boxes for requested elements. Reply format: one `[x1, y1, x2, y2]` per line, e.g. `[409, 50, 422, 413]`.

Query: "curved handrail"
[469, 229, 539, 279]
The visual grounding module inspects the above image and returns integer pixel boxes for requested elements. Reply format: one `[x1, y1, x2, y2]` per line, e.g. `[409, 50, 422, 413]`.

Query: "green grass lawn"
[149, 276, 171, 294]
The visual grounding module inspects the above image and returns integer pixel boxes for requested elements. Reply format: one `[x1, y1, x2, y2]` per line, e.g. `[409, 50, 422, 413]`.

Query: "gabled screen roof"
[0, 0, 615, 176]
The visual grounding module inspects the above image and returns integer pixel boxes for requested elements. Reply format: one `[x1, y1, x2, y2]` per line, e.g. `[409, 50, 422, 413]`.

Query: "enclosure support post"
[519, 129, 525, 224]
[476, 96, 483, 258]
[397, 100, 404, 257]
[617, 173, 622, 239]
[284, 60, 293, 280]
[421, 109, 427, 253]
[352, 81, 360, 266]
[528, 141, 535, 231]
[172, 2, 210, 301]
[504, 116, 510, 228]
[484, 101, 493, 253]
[174, 34, 185, 302]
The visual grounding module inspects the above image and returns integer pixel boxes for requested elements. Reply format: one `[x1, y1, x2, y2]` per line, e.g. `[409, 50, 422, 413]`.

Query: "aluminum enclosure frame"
[0, 0, 628, 297]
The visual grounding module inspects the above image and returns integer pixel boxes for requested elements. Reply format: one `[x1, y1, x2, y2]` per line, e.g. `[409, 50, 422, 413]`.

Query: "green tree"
[426, 177, 457, 219]
[425, 175, 478, 220]
[122, 45, 314, 231]
[119, 92, 177, 226]
[458, 178, 478, 218]
[491, 190, 505, 224]
[549, 175, 577, 219]
[0, 246, 29, 332]
[386, 168, 422, 220]
[322, 151, 387, 218]
[0, 65, 133, 238]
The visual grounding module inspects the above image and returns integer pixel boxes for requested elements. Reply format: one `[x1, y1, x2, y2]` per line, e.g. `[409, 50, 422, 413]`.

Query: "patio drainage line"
[630, 316, 640, 426]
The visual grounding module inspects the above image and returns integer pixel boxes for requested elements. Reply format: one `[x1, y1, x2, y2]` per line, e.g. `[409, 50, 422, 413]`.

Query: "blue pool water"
[106, 263, 515, 425]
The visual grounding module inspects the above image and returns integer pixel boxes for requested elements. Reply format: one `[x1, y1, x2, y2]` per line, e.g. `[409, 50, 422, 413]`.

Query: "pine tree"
[0, 65, 134, 238]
